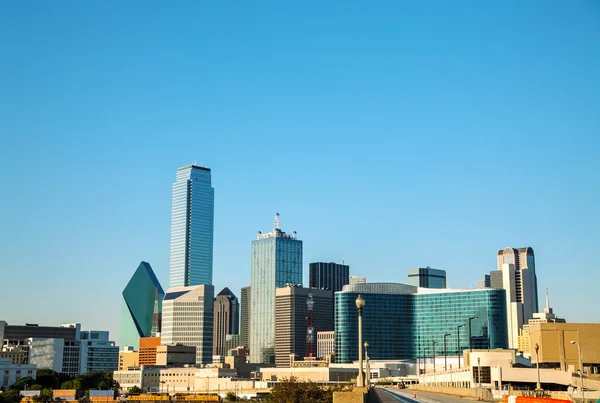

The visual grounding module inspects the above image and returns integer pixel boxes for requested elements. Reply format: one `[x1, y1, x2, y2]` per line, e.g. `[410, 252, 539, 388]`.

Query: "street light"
[432, 341, 437, 374]
[477, 357, 481, 388]
[534, 343, 542, 391]
[356, 295, 365, 387]
[468, 317, 478, 352]
[571, 340, 584, 403]
[457, 325, 465, 369]
[364, 342, 371, 387]
[443, 333, 451, 371]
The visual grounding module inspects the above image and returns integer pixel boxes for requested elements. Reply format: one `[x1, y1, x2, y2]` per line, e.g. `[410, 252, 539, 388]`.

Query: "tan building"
[0, 345, 28, 365]
[529, 322, 600, 373]
[139, 337, 161, 365]
[118, 350, 139, 371]
[316, 331, 334, 359]
[518, 291, 565, 358]
[113, 367, 239, 393]
[155, 345, 196, 366]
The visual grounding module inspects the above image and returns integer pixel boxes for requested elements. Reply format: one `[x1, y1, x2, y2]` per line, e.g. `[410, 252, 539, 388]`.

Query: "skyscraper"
[240, 286, 251, 350]
[407, 267, 447, 288]
[309, 262, 350, 292]
[120, 262, 164, 350]
[274, 285, 333, 367]
[496, 246, 539, 348]
[213, 287, 239, 356]
[169, 165, 215, 288]
[161, 285, 214, 364]
[250, 214, 302, 364]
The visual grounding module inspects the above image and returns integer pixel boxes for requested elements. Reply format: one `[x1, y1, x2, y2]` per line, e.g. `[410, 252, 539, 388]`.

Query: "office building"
[0, 358, 36, 388]
[349, 276, 366, 285]
[489, 271, 503, 289]
[161, 285, 215, 364]
[408, 267, 447, 288]
[155, 345, 196, 366]
[119, 347, 139, 371]
[518, 290, 566, 358]
[213, 287, 239, 356]
[529, 323, 600, 373]
[79, 330, 119, 373]
[316, 331, 335, 359]
[477, 275, 491, 289]
[250, 214, 302, 364]
[169, 165, 215, 288]
[240, 286, 250, 350]
[120, 261, 164, 350]
[139, 337, 161, 365]
[335, 283, 508, 363]
[274, 285, 334, 367]
[309, 262, 349, 292]
[0, 322, 81, 375]
[225, 334, 241, 354]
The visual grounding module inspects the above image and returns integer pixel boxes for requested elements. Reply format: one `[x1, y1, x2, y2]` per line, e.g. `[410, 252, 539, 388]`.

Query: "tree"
[225, 391, 237, 401]
[32, 389, 52, 403]
[127, 386, 142, 396]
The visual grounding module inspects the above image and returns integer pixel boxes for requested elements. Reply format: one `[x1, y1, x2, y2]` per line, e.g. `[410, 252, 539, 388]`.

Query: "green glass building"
[120, 261, 164, 350]
[335, 283, 508, 363]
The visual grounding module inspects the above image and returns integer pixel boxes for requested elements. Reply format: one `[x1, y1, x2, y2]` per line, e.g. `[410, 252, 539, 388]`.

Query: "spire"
[274, 213, 280, 230]
[543, 288, 553, 314]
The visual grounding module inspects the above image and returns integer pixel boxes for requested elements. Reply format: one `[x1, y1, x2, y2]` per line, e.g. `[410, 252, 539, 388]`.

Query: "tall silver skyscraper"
[250, 214, 302, 364]
[169, 165, 214, 287]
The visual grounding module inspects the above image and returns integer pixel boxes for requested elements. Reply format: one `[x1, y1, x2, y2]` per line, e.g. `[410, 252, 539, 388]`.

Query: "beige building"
[139, 337, 161, 365]
[518, 291, 565, 358]
[258, 366, 357, 383]
[529, 322, 600, 373]
[316, 331, 334, 359]
[0, 345, 28, 365]
[118, 350, 139, 371]
[113, 367, 239, 393]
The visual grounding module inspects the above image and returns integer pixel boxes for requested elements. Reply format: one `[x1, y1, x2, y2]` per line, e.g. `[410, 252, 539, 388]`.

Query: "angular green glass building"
[335, 283, 508, 363]
[120, 261, 164, 350]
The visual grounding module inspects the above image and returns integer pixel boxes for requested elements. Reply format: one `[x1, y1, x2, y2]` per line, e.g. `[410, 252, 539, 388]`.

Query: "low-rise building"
[317, 331, 334, 359]
[155, 345, 196, 366]
[139, 337, 161, 365]
[119, 348, 139, 371]
[113, 367, 238, 393]
[0, 358, 36, 388]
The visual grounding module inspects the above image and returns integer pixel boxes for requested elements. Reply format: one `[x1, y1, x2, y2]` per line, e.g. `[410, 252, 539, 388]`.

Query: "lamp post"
[468, 317, 478, 352]
[534, 343, 542, 391]
[424, 347, 430, 381]
[477, 357, 481, 388]
[457, 325, 465, 369]
[433, 341, 438, 386]
[356, 295, 365, 387]
[443, 333, 451, 371]
[571, 340, 584, 403]
[364, 342, 371, 387]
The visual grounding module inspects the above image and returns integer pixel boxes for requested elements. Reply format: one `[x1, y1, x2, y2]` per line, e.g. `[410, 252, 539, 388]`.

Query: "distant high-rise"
[250, 214, 302, 364]
[408, 267, 447, 289]
[496, 246, 539, 348]
[349, 276, 366, 285]
[309, 262, 349, 292]
[240, 286, 251, 350]
[169, 165, 215, 288]
[120, 262, 164, 350]
[213, 288, 239, 356]
[274, 285, 333, 367]
[161, 285, 214, 364]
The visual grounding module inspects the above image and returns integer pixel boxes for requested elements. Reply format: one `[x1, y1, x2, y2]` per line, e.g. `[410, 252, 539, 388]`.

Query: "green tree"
[0, 389, 21, 403]
[225, 391, 237, 401]
[10, 377, 35, 391]
[269, 378, 340, 403]
[127, 386, 142, 396]
[32, 389, 52, 403]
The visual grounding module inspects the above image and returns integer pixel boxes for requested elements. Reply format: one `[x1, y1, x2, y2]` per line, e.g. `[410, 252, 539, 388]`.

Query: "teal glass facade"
[120, 262, 164, 350]
[335, 284, 507, 363]
[250, 219, 302, 364]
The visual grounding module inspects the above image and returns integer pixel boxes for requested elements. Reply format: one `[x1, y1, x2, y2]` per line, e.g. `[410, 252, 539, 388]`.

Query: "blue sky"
[1, 1, 599, 341]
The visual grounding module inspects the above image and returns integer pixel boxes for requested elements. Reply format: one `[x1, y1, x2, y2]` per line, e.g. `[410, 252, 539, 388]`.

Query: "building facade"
[274, 285, 334, 367]
[213, 288, 239, 356]
[0, 358, 36, 389]
[309, 262, 349, 292]
[139, 336, 161, 365]
[161, 285, 215, 364]
[240, 286, 250, 350]
[316, 331, 335, 359]
[79, 330, 119, 373]
[408, 267, 447, 289]
[497, 247, 539, 312]
[349, 276, 366, 285]
[119, 348, 139, 371]
[250, 214, 303, 364]
[518, 290, 566, 358]
[169, 165, 215, 288]
[120, 261, 164, 350]
[335, 283, 508, 363]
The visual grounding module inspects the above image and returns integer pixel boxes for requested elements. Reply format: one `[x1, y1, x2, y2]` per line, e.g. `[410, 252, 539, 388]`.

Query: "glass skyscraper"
[335, 283, 508, 363]
[120, 261, 164, 350]
[169, 165, 214, 287]
[250, 214, 302, 364]
[309, 262, 350, 292]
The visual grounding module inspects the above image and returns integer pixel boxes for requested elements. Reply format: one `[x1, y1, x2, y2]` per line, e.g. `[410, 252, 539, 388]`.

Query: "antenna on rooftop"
[275, 213, 280, 230]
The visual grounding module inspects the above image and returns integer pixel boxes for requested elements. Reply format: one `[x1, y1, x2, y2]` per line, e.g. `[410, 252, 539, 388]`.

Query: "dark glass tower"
[213, 287, 239, 356]
[309, 262, 350, 292]
[120, 262, 164, 350]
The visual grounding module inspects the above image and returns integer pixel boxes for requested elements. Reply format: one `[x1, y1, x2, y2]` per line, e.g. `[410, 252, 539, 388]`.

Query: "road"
[372, 388, 475, 403]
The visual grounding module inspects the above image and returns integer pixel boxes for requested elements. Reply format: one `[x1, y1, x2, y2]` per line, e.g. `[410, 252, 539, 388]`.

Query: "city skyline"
[1, 1, 599, 341]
